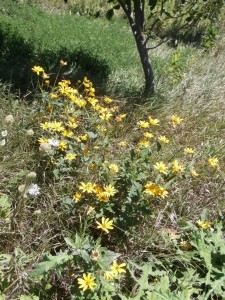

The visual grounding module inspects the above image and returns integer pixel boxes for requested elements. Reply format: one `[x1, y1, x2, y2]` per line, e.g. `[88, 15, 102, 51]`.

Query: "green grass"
[0, 0, 195, 98]
[0, 0, 141, 94]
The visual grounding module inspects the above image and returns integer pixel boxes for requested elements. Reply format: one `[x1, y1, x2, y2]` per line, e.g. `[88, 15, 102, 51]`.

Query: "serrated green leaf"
[31, 252, 70, 277]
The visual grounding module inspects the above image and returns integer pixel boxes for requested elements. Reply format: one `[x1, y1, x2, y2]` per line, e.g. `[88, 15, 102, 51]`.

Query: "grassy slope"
[0, 2, 225, 299]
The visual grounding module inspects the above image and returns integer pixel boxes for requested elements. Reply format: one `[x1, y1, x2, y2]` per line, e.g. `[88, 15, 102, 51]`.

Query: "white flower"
[48, 139, 59, 147]
[1, 130, 7, 137]
[0, 139, 6, 146]
[27, 184, 40, 196]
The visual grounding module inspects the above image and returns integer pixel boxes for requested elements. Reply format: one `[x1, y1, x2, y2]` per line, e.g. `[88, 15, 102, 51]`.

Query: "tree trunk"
[133, 31, 154, 95]
[118, 0, 154, 95]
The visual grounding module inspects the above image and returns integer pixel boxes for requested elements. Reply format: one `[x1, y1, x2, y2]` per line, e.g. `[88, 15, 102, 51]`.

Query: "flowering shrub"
[21, 62, 224, 298]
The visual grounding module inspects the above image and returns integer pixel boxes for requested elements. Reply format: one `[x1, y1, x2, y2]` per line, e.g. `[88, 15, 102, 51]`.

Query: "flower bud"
[27, 171, 37, 179]
[39, 143, 51, 154]
[18, 184, 26, 193]
[26, 129, 34, 136]
[5, 115, 14, 125]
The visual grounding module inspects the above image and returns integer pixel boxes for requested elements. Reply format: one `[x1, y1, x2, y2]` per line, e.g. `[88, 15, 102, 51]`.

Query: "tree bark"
[133, 31, 154, 95]
[118, 0, 154, 95]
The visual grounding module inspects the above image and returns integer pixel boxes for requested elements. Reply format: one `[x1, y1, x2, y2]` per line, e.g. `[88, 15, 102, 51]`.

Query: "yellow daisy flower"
[110, 260, 126, 276]
[78, 273, 97, 291]
[96, 217, 114, 233]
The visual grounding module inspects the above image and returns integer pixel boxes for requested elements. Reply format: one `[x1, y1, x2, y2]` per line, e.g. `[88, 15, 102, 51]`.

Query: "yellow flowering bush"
[29, 63, 224, 298]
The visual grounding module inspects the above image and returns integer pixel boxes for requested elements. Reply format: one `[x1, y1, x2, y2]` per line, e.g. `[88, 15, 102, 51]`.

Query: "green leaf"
[87, 131, 97, 139]
[31, 252, 70, 277]
[0, 194, 11, 209]
[19, 296, 39, 300]
[156, 141, 161, 152]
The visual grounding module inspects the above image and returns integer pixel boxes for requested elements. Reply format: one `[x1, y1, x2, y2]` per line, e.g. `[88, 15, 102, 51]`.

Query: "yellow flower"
[96, 191, 110, 202]
[149, 116, 160, 126]
[42, 72, 49, 79]
[75, 99, 87, 108]
[62, 129, 73, 138]
[96, 125, 107, 133]
[154, 161, 168, 174]
[80, 134, 88, 141]
[184, 148, 194, 154]
[208, 157, 219, 168]
[78, 273, 97, 292]
[110, 260, 126, 276]
[144, 182, 168, 198]
[104, 271, 115, 280]
[79, 182, 95, 193]
[31, 65, 44, 75]
[104, 185, 117, 197]
[158, 136, 169, 143]
[197, 220, 212, 229]
[96, 217, 114, 233]
[73, 192, 82, 202]
[68, 118, 78, 129]
[109, 164, 119, 173]
[144, 182, 159, 197]
[143, 132, 154, 139]
[99, 112, 113, 121]
[104, 96, 114, 104]
[50, 121, 65, 132]
[40, 122, 51, 130]
[88, 97, 99, 106]
[157, 186, 168, 199]
[138, 139, 149, 148]
[38, 137, 49, 144]
[116, 114, 127, 122]
[50, 93, 59, 99]
[137, 121, 149, 128]
[58, 141, 67, 151]
[65, 153, 76, 160]
[172, 160, 185, 174]
[119, 141, 127, 147]
[170, 115, 183, 126]
[190, 169, 199, 177]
